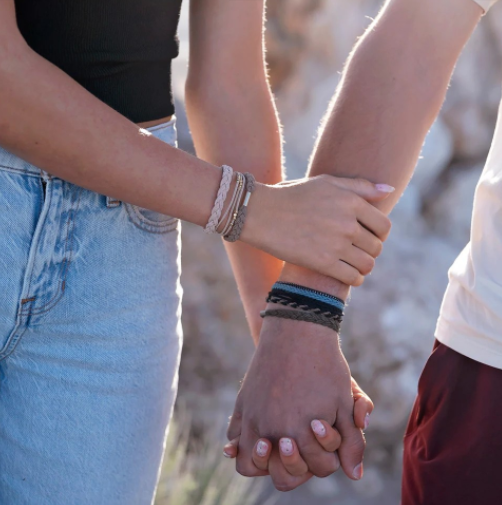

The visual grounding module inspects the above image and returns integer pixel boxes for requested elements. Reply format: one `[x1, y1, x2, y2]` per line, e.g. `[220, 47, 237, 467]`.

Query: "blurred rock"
[413, 119, 454, 195]
[427, 163, 484, 249]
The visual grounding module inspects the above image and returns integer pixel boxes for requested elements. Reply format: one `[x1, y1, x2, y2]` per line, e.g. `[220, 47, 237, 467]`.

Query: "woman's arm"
[0, 0, 390, 283]
[0, 1, 223, 227]
[185, 0, 283, 342]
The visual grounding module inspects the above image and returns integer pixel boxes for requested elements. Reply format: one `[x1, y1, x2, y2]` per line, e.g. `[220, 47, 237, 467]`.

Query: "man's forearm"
[280, 0, 482, 299]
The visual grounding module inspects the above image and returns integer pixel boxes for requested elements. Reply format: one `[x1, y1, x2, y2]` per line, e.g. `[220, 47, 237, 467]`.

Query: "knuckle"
[374, 240, 384, 257]
[274, 480, 296, 493]
[344, 221, 359, 239]
[345, 270, 362, 287]
[323, 440, 341, 453]
[382, 217, 392, 237]
[235, 460, 257, 478]
[315, 467, 337, 479]
[353, 274, 365, 287]
[344, 433, 366, 453]
[360, 257, 375, 276]
[312, 458, 340, 478]
[347, 192, 362, 211]
[288, 466, 307, 477]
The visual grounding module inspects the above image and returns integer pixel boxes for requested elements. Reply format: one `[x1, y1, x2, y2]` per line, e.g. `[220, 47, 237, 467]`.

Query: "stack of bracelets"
[204, 165, 256, 243]
[261, 282, 345, 334]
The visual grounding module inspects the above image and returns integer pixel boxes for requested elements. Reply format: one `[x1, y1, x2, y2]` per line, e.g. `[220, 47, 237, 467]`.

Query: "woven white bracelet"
[204, 165, 233, 234]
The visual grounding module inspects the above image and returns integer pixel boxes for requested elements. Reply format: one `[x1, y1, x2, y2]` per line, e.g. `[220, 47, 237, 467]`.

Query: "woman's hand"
[241, 175, 393, 285]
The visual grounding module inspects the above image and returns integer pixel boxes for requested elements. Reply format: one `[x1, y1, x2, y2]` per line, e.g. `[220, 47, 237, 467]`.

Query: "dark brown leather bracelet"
[260, 308, 341, 334]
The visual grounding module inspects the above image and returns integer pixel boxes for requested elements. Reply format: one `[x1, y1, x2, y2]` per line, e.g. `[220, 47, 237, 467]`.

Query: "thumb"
[351, 377, 374, 431]
[332, 177, 395, 202]
[223, 436, 240, 459]
[335, 410, 366, 481]
[227, 403, 243, 441]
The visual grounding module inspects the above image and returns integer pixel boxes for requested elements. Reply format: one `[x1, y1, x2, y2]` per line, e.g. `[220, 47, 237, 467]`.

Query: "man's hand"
[224, 377, 374, 491]
[227, 315, 366, 491]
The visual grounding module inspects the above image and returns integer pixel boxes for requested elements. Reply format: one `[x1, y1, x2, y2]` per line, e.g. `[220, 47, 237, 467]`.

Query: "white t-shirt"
[436, 0, 502, 367]
[474, 0, 498, 11]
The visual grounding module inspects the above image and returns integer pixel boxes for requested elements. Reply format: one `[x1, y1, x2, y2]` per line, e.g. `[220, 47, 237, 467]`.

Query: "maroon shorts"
[402, 341, 502, 505]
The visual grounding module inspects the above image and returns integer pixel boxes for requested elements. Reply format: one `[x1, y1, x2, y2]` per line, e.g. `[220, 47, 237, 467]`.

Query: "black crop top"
[15, 0, 184, 123]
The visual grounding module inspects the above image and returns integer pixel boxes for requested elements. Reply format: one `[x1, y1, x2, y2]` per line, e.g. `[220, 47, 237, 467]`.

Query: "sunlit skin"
[0, 0, 392, 493]
[226, 0, 483, 492]
[224, 377, 374, 484]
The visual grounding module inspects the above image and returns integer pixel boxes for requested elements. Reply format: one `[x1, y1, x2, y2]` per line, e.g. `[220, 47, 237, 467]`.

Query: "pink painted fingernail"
[353, 463, 364, 480]
[376, 184, 395, 193]
[364, 413, 370, 430]
[256, 440, 269, 457]
[311, 420, 327, 438]
[280, 438, 294, 456]
[223, 449, 233, 459]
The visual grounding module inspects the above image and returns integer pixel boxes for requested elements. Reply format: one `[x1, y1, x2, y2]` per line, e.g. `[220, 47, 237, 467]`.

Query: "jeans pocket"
[124, 203, 178, 234]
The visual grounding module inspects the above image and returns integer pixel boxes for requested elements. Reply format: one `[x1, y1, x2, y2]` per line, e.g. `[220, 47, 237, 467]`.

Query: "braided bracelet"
[260, 308, 341, 334]
[266, 292, 344, 321]
[224, 172, 256, 243]
[204, 165, 233, 234]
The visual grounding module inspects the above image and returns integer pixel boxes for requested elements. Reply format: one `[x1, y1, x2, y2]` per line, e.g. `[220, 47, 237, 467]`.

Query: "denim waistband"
[0, 116, 177, 179]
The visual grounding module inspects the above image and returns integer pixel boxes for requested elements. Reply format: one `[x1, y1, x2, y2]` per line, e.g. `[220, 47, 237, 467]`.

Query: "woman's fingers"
[353, 225, 383, 258]
[357, 198, 392, 241]
[332, 260, 365, 287]
[351, 377, 375, 431]
[278, 437, 309, 477]
[311, 419, 342, 452]
[223, 437, 240, 459]
[252, 439, 272, 472]
[342, 246, 375, 276]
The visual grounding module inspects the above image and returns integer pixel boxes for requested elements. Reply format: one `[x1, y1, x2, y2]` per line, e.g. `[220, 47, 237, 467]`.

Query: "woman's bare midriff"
[137, 115, 173, 128]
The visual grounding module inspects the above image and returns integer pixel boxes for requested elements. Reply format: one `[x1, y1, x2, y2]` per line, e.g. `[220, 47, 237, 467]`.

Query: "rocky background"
[170, 1, 502, 503]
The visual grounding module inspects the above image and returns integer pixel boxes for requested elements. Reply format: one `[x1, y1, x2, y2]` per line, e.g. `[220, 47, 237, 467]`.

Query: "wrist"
[238, 181, 270, 248]
[279, 264, 350, 302]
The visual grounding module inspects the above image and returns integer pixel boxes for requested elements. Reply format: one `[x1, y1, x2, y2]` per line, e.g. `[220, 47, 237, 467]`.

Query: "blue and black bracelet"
[262, 282, 346, 332]
[271, 282, 345, 311]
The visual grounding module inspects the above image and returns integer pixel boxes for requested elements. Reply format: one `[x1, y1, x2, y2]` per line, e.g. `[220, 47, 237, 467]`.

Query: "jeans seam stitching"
[0, 164, 40, 177]
[20, 186, 82, 315]
[124, 203, 178, 234]
[0, 320, 28, 361]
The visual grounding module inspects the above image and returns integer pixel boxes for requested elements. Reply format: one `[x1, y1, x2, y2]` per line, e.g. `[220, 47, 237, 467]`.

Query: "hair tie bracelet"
[260, 308, 341, 334]
[271, 282, 345, 312]
[204, 165, 233, 234]
[224, 172, 256, 243]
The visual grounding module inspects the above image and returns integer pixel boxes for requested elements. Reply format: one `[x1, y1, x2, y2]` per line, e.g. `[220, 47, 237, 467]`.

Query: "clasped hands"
[225, 176, 392, 492]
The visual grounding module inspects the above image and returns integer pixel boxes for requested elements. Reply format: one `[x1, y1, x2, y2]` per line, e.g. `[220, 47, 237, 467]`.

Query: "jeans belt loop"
[106, 196, 121, 208]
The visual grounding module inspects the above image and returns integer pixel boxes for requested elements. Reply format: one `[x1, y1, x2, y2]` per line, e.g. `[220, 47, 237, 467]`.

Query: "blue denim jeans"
[0, 119, 183, 504]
